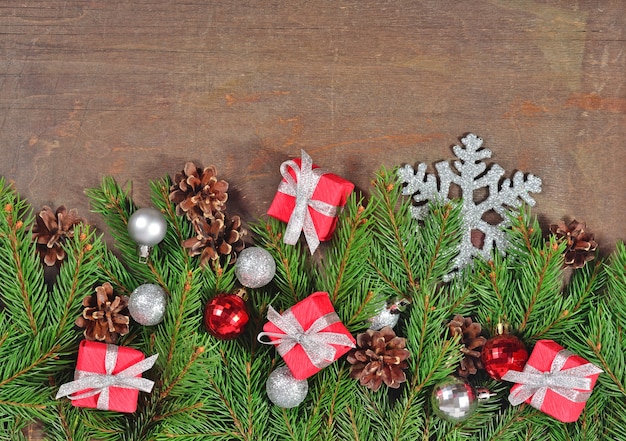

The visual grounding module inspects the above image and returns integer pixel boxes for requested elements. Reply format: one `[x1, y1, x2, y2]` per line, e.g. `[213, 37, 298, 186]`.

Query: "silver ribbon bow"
[502, 348, 602, 408]
[279, 149, 338, 254]
[257, 305, 355, 369]
[56, 344, 158, 411]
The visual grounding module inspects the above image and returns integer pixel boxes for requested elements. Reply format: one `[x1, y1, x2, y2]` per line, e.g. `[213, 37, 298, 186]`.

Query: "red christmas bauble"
[204, 293, 249, 340]
[481, 334, 528, 380]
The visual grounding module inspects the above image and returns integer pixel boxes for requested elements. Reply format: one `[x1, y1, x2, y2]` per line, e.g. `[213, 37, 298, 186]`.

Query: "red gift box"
[503, 339, 602, 422]
[57, 340, 157, 413]
[267, 150, 354, 253]
[259, 291, 356, 380]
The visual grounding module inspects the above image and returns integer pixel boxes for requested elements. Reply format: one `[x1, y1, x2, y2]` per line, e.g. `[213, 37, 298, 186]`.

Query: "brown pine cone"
[448, 314, 486, 377]
[550, 220, 597, 269]
[32, 205, 83, 266]
[347, 326, 410, 392]
[182, 212, 246, 269]
[169, 162, 229, 222]
[75, 282, 130, 344]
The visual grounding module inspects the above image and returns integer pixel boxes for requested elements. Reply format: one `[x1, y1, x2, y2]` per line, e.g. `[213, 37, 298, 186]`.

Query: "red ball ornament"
[204, 293, 249, 340]
[481, 334, 528, 380]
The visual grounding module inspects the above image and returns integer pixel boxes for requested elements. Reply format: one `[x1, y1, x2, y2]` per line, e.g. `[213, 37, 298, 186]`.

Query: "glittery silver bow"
[56, 344, 158, 410]
[258, 305, 355, 369]
[502, 348, 602, 408]
[279, 150, 338, 254]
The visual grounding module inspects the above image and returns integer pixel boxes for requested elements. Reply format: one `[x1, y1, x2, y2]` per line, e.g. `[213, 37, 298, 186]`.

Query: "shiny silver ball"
[128, 283, 167, 326]
[266, 366, 308, 408]
[128, 208, 167, 247]
[431, 376, 478, 422]
[368, 303, 400, 330]
[235, 247, 276, 289]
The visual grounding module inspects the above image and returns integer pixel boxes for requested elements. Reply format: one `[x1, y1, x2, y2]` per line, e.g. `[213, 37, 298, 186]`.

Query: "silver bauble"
[128, 208, 167, 261]
[266, 366, 308, 408]
[368, 303, 400, 330]
[431, 376, 478, 422]
[235, 247, 276, 288]
[128, 283, 167, 326]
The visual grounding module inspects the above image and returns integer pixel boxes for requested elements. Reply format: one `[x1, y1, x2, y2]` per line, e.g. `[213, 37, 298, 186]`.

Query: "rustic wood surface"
[0, 1, 624, 439]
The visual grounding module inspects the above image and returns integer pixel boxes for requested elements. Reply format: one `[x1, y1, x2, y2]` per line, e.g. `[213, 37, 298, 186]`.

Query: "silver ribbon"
[279, 150, 338, 254]
[56, 344, 158, 411]
[502, 348, 602, 408]
[257, 305, 355, 369]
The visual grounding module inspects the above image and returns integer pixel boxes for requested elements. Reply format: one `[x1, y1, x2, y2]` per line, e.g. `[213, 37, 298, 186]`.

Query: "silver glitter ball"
[266, 366, 308, 408]
[431, 376, 478, 422]
[128, 208, 167, 247]
[368, 304, 400, 330]
[128, 283, 167, 326]
[235, 247, 276, 289]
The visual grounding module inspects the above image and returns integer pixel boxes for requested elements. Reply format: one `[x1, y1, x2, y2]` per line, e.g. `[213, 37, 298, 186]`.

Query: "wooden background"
[0, 1, 624, 438]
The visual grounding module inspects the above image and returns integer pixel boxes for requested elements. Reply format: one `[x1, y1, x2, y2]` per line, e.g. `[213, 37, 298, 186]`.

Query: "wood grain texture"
[0, 1, 624, 437]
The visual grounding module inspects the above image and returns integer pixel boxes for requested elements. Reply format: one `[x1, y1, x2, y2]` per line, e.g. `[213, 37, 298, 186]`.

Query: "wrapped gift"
[56, 340, 158, 413]
[257, 291, 356, 380]
[501, 339, 602, 422]
[267, 150, 354, 254]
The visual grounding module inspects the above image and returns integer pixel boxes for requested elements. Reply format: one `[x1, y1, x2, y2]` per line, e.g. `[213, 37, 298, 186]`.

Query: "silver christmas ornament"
[128, 283, 167, 326]
[127, 208, 167, 262]
[398, 134, 542, 279]
[235, 247, 276, 288]
[368, 298, 409, 330]
[431, 376, 494, 422]
[266, 366, 308, 408]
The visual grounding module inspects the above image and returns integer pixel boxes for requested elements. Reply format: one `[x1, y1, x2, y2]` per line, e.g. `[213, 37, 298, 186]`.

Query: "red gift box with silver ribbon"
[257, 291, 356, 380]
[56, 340, 158, 413]
[501, 339, 602, 422]
[267, 150, 354, 254]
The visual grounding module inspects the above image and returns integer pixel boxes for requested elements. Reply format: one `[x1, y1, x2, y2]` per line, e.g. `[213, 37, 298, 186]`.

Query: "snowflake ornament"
[398, 133, 542, 278]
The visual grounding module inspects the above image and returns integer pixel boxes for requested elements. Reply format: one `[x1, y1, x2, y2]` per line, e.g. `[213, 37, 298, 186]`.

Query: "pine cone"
[550, 220, 597, 269]
[347, 327, 410, 392]
[448, 314, 486, 377]
[32, 205, 83, 266]
[182, 212, 246, 269]
[169, 162, 229, 222]
[75, 282, 130, 344]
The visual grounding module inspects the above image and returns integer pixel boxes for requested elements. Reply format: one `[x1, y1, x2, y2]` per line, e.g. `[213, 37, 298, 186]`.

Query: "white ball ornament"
[127, 208, 167, 262]
[266, 366, 308, 408]
[235, 247, 276, 288]
[128, 284, 167, 326]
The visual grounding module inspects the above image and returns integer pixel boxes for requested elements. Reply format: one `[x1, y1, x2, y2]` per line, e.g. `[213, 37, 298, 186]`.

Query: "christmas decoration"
[267, 149, 354, 254]
[182, 212, 246, 268]
[550, 220, 598, 269]
[265, 365, 309, 408]
[448, 314, 486, 377]
[55, 340, 158, 413]
[257, 291, 356, 380]
[481, 333, 528, 381]
[169, 162, 229, 223]
[128, 283, 167, 326]
[367, 298, 408, 330]
[127, 207, 168, 262]
[502, 339, 602, 422]
[346, 326, 410, 391]
[431, 376, 494, 422]
[204, 290, 250, 340]
[398, 133, 542, 278]
[32, 205, 83, 266]
[75, 282, 130, 344]
[234, 246, 276, 288]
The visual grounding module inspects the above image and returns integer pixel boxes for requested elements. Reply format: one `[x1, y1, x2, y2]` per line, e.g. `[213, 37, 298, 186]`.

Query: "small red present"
[502, 339, 602, 422]
[258, 291, 356, 380]
[267, 150, 354, 254]
[56, 340, 158, 413]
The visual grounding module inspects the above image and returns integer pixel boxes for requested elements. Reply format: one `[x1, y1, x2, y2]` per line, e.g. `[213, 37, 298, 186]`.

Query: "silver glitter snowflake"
[397, 133, 542, 278]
